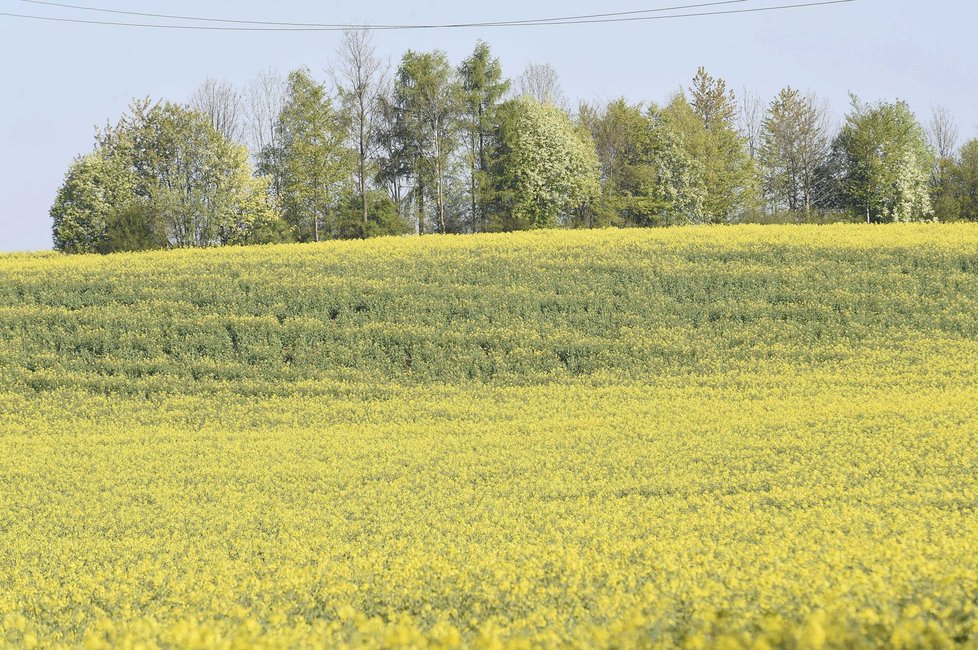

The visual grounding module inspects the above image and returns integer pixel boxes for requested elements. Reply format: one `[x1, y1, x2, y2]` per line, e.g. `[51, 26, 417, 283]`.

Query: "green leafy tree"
[459, 42, 510, 232]
[689, 66, 736, 132]
[958, 139, 978, 221]
[262, 69, 353, 241]
[760, 87, 833, 217]
[219, 174, 292, 246]
[51, 152, 135, 254]
[53, 99, 284, 253]
[491, 97, 600, 230]
[98, 204, 167, 254]
[394, 50, 464, 234]
[834, 96, 933, 222]
[663, 71, 758, 223]
[927, 107, 963, 220]
[335, 189, 410, 239]
[373, 90, 411, 215]
[582, 98, 704, 227]
[107, 101, 262, 247]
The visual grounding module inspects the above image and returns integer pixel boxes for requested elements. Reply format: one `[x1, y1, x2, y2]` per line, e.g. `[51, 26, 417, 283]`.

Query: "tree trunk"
[470, 125, 477, 233]
[417, 177, 426, 236]
[360, 101, 369, 225]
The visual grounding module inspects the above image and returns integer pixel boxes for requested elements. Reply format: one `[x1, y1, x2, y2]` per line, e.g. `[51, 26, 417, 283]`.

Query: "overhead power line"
[0, 0, 858, 31]
[13, 0, 752, 28]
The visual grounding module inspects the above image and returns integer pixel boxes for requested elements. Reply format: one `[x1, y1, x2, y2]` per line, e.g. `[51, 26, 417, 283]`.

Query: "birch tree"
[394, 50, 463, 234]
[333, 29, 390, 227]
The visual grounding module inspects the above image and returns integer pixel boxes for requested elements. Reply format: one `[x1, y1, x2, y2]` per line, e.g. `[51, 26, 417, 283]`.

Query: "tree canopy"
[491, 97, 600, 230]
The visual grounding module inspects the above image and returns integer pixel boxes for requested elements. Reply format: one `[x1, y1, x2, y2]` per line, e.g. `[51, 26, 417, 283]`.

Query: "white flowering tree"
[492, 97, 600, 229]
[834, 96, 934, 222]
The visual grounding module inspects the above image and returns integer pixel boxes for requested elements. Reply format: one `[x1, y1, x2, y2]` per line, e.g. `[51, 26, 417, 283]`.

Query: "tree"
[245, 68, 287, 172]
[491, 97, 600, 230]
[52, 99, 284, 253]
[834, 96, 933, 222]
[333, 29, 390, 228]
[51, 152, 136, 254]
[738, 86, 764, 161]
[663, 76, 758, 223]
[459, 42, 510, 233]
[190, 79, 243, 143]
[689, 67, 736, 132]
[98, 204, 167, 254]
[927, 106, 962, 220]
[582, 98, 704, 227]
[394, 50, 464, 234]
[262, 69, 353, 242]
[759, 87, 833, 216]
[373, 85, 410, 216]
[958, 139, 978, 221]
[516, 62, 567, 109]
[105, 101, 262, 247]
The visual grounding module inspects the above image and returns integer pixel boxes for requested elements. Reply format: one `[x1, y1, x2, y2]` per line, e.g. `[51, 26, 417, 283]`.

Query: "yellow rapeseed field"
[1, 225, 977, 648]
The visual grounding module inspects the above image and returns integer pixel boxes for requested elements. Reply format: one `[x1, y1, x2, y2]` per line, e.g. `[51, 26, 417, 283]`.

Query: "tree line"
[51, 32, 978, 254]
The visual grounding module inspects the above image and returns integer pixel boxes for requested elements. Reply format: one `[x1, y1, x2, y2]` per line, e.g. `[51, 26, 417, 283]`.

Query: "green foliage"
[51, 152, 136, 254]
[53, 99, 285, 254]
[834, 95, 934, 222]
[335, 190, 410, 239]
[219, 175, 294, 246]
[261, 69, 353, 242]
[459, 42, 510, 232]
[394, 50, 465, 234]
[688, 66, 736, 131]
[663, 79, 758, 223]
[98, 203, 167, 254]
[582, 99, 705, 228]
[957, 139, 978, 221]
[760, 87, 833, 215]
[491, 97, 600, 230]
[930, 157, 964, 221]
[51, 55, 978, 246]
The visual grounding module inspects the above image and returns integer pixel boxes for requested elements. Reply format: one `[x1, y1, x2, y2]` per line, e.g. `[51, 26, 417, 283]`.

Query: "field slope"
[1, 225, 978, 648]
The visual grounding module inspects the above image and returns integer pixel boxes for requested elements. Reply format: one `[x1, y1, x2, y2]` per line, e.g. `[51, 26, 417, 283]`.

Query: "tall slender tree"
[689, 67, 736, 132]
[760, 87, 833, 216]
[333, 29, 390, 227]
[927, 106, 962, 219]
[459, 42, 509, 232]
[262, 69, 353, 241]
[394, 50, 463, 234]
[664, 70, 758, 223]
[957, 139, 978, 221]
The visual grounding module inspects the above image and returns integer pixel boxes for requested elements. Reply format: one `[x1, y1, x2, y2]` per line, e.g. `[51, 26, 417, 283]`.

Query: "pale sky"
[1, 0, 977, 252]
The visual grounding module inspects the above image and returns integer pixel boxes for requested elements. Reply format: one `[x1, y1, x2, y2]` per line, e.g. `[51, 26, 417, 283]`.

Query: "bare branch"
[928, 105, 960, 161]
[190, 79, 243, 143]
[516, 62, 567, 110]
[245, 68, 287, 160]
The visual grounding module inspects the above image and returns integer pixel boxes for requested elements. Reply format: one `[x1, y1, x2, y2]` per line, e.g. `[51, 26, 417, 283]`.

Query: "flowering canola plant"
[1, 224, 977, 648]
